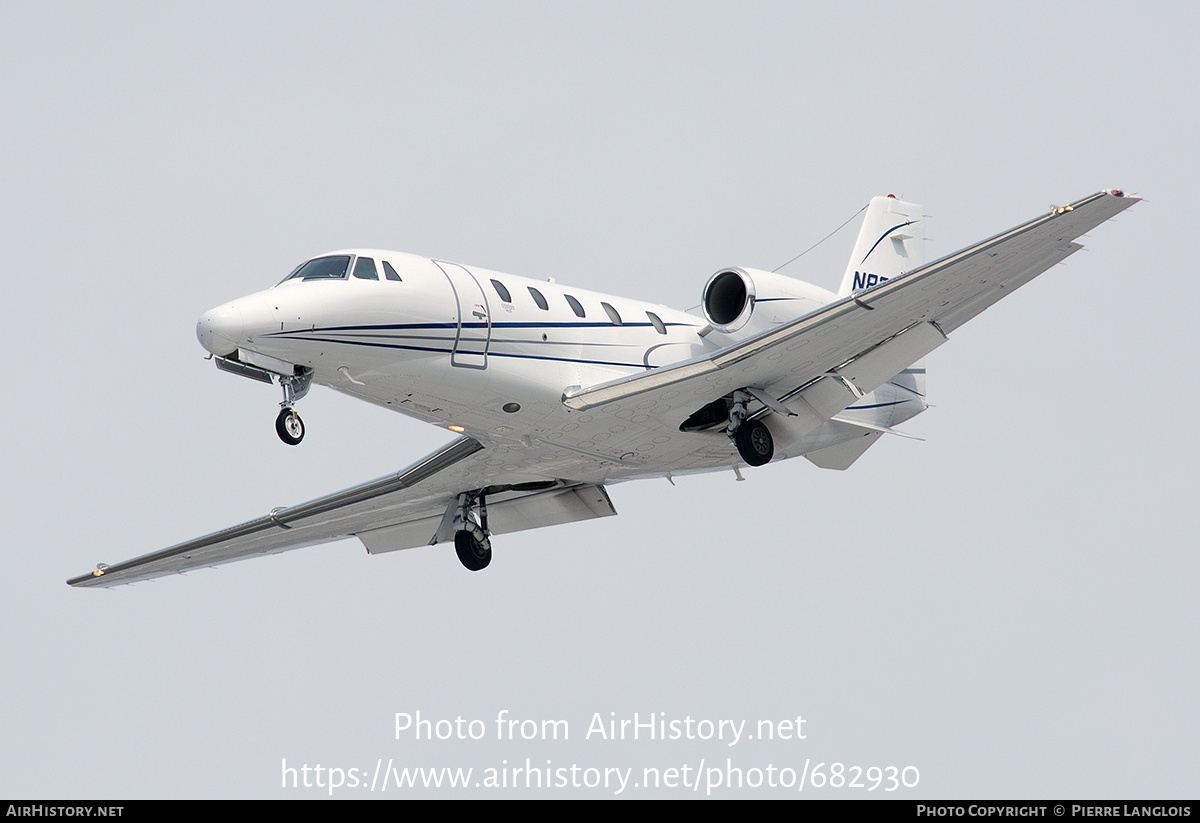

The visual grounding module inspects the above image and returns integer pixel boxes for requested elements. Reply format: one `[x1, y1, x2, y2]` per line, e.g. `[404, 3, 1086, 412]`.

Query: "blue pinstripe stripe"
[860, 220, 916, 265]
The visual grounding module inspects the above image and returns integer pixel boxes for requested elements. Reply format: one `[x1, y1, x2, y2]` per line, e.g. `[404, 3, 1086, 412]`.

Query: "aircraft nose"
[197, 303, 244, 357]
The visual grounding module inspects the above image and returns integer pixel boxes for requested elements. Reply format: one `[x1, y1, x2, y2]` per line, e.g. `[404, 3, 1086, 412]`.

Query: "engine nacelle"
[701, 267, 838, 337]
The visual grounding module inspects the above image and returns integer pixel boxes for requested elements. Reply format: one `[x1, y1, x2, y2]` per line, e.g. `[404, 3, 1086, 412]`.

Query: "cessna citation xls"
[69, 190, 1137, 586]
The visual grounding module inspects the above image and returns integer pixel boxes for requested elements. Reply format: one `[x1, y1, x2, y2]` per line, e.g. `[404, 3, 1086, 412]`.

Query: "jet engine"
[701, 267, 838, 338]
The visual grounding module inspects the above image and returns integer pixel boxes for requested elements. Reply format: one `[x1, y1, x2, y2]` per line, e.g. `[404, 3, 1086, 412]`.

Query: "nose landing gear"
[275, 370, 312, 446]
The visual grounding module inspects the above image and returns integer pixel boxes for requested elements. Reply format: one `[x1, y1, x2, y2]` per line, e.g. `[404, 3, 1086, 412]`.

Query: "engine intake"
[701, 267, 837, 337]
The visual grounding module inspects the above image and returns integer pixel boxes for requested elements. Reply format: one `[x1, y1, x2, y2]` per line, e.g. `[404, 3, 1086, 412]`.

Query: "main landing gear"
[726, 390, 774, 467]
[453, 491, 492, 571]
[734, 419, 774, 466]
[274, 371, 312, 446]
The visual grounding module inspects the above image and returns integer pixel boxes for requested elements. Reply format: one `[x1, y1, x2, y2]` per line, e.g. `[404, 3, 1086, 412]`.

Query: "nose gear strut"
[275, 370, 312, 446]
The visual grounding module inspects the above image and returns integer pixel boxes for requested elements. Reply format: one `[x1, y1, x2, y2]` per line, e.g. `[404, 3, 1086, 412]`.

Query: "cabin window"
[285, 255, 353, 282]
[646, 311, 667, 334]
[527, 286, 549, 310]
[601, 302, 623, 325]
[382, 260, 403, 282]
[491, 279, 512, 303]
[565, 294, 586, 318]
[353, 257, 379, 280]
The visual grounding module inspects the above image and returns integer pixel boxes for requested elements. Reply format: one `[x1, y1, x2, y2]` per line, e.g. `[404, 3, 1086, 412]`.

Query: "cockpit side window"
[382, 261, 403, 281]
[353, 257, 379, 280]
[284, 255, 353, 282]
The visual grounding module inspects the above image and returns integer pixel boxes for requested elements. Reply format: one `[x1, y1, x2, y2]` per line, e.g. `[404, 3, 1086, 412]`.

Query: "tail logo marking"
[852, 271, 889, 290]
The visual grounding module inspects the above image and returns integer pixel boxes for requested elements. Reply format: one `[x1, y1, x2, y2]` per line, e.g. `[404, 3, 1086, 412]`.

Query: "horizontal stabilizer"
[804, 430, 883, 470]
[829, 415, 925, 441]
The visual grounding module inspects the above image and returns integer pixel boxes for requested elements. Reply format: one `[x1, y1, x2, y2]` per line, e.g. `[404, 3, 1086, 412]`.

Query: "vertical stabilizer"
[837, 195, 924, 296]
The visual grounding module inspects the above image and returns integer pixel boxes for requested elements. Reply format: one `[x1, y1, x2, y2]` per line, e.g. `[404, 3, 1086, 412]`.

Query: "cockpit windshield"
[281, 255, 353, 283]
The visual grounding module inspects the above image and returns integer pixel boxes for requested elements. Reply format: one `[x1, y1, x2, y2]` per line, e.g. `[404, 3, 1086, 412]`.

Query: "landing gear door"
[433, 260, 490, 369]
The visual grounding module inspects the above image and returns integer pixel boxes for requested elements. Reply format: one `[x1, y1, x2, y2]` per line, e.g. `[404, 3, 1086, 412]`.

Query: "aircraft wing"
[563, 191, 1137, 432]
[67, 436, 617, 587]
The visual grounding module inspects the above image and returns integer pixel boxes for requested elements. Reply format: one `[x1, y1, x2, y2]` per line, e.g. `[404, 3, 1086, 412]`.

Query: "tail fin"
[837, 195, 925, 296]
[840, 195, 929, 408]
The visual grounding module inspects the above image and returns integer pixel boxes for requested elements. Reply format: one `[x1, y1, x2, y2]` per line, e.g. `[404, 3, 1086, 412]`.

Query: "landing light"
[93, 564, 109, 577]
[448, 425, 466, 433]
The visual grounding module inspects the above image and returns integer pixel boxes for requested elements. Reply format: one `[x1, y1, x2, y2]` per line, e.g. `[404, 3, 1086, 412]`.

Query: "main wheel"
[275, 408, 304, 445]
[734, 419, 774, 466]
[455, 530, 492, 571]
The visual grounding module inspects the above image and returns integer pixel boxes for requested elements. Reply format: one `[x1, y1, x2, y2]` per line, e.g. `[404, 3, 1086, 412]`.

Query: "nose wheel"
[273, 370, 312, 446]
[276, 408, 305, 445]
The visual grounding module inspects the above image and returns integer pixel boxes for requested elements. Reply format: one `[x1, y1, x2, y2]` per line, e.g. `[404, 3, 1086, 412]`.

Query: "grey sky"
[2, 1, 1195, 798]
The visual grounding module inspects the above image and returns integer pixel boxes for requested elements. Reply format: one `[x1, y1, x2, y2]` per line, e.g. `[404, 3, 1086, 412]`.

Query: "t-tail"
[839, 194, 927, 400]
[837, 194, 925, 297]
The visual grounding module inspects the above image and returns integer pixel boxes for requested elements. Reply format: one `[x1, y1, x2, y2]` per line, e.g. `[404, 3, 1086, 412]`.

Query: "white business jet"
[69, 190, 1136, 586]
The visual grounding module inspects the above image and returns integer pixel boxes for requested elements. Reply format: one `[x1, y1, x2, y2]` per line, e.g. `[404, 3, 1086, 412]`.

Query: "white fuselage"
[196, 249, 925, 480]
